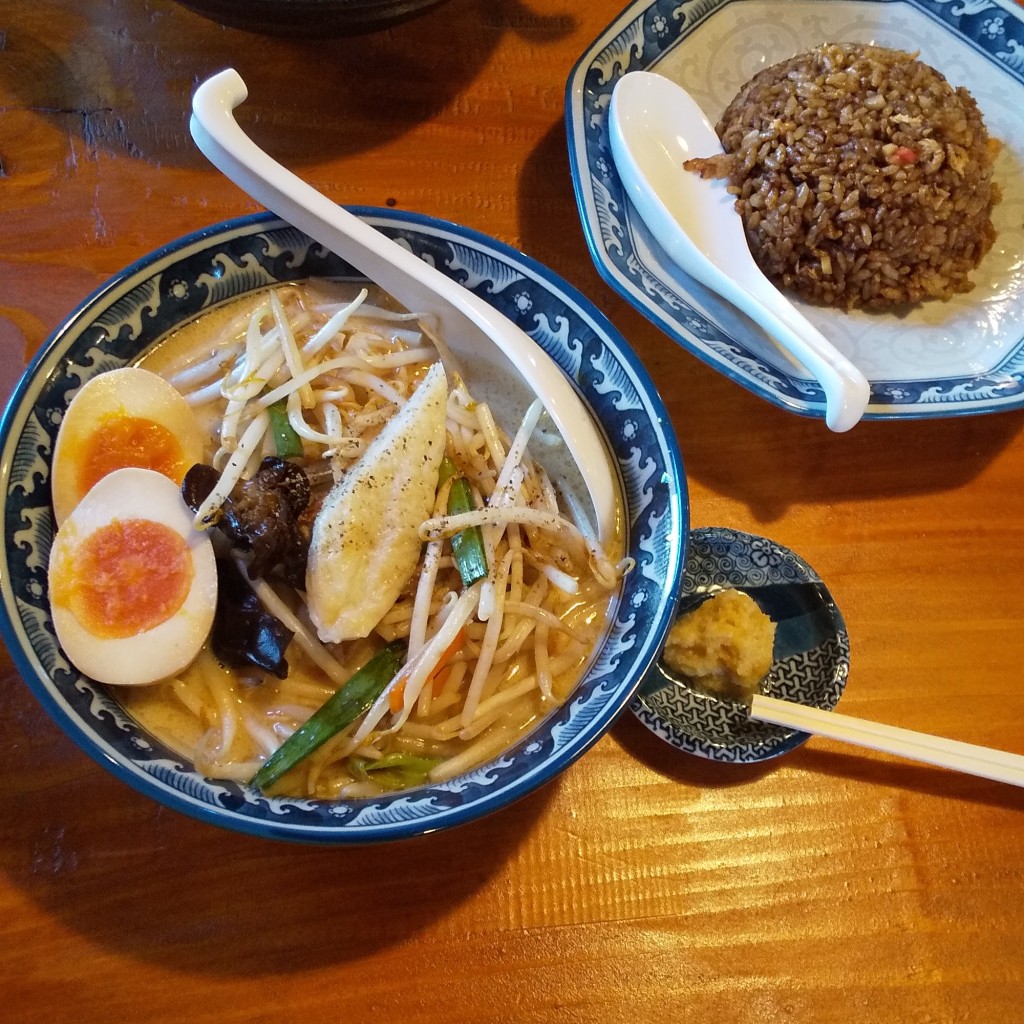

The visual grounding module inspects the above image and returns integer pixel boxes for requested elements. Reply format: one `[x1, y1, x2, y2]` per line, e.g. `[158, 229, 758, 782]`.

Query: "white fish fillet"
[306, 361, 448, 642]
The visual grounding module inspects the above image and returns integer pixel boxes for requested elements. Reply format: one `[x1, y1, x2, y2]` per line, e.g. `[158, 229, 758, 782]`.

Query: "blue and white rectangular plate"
[566, 0, 1024, 421]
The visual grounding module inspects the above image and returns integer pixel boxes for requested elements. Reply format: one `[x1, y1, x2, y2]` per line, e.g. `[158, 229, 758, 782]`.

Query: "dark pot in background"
[171, 0, 449, 36]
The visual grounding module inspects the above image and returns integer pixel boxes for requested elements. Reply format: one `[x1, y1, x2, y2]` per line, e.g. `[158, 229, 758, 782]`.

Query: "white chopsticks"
[750, 694, 1024, 789]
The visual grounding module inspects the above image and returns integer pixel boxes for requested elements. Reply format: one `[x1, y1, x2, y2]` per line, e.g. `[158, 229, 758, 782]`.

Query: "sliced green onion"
[439, 457, 487, 586]
[267, 397, 303, 458]
[438, 456, 459, 487]
[250, 641, 406, 792]
[349, 752, 440, 791]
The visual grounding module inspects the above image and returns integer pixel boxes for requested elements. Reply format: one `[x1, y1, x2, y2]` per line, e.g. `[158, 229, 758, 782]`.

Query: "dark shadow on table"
[514, 120, 1024, 524]
[0, 676, 557, 977]
[2, 0, 576, 168]
[610, 708, 779, 790]
[790, 743, 1024, 813]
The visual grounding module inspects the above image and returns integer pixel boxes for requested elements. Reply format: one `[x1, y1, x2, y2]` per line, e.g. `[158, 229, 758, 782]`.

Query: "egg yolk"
[76, 413, 189, 496]
[51, 519, 194, 639]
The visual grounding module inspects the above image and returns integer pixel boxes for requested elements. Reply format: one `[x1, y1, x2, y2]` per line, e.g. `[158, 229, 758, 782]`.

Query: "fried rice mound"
[685, 43, 1001, 310]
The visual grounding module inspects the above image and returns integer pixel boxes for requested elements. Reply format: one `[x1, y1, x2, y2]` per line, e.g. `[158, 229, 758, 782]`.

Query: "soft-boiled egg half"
[51, 366, 205, 525]
[48, 467, 217, 686]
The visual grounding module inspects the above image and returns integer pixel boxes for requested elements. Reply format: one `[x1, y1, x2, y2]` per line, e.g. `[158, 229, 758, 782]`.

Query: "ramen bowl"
[0, 209, 687, 843]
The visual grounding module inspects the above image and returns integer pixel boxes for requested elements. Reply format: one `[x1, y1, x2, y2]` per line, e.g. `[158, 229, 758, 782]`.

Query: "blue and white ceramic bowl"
[633, 527, 850, 763]
[0, 209, 687, 843]
[567, 0, 1024, 422]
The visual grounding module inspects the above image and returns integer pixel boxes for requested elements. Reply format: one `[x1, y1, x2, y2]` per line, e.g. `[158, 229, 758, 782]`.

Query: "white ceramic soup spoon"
[190, 68, 617, 543]
[609, 70, 871, 433]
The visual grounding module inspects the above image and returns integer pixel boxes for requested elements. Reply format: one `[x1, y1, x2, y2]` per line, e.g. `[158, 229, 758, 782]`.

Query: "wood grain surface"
[3, 2, 1024, 1022]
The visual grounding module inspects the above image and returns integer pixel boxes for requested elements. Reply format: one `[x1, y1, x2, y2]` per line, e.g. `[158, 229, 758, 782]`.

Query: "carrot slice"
[388, 627, 467, 713]
[388, 680, 406, 715]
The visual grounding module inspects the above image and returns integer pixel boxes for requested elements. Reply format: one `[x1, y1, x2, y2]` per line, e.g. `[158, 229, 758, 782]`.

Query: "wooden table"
[3, 2, 1023, 1020]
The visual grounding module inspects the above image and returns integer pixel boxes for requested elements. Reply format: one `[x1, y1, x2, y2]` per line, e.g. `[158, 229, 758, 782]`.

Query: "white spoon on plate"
[190, 68, 618, 543]
[609, 70, 871, 433]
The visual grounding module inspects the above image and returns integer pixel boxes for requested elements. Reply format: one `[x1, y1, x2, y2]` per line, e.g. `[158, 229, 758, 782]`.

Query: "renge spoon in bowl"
[190, 68, 618, 543]
[609, 70, 870, 433]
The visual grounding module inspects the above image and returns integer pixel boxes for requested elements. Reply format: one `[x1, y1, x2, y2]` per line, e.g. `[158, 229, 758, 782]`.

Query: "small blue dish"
[632, 527, 850, 763]
[0, 209, 687, 843]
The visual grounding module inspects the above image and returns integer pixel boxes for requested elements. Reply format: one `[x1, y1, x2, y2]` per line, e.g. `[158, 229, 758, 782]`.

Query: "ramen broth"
[117, 281, 622, 799]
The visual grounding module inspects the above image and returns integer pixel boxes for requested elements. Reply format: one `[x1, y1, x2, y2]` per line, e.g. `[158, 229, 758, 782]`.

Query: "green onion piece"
[349, 752, 440, 792]
[438, 455, 459, 487]
[250, 641, 406, 792]
[448, 477, 487, 585]
[267, 397, 303, 458]
[440, 462, 488, 586]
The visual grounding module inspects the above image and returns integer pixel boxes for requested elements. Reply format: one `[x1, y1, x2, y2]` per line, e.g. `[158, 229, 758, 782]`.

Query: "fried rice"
[685, 43, 1001, 310]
